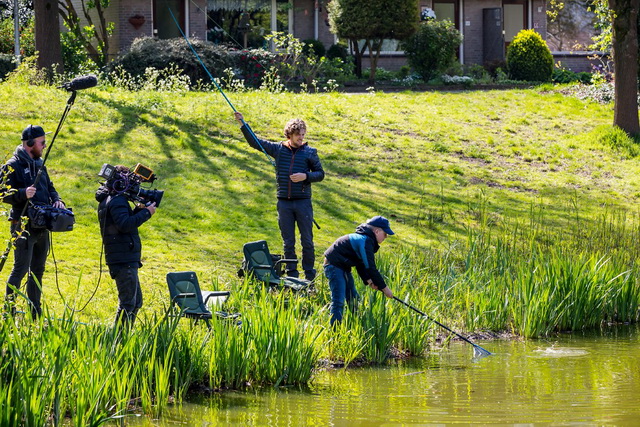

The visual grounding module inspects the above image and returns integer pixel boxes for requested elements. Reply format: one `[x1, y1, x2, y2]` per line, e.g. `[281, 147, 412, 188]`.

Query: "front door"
[153, 0, 186, 39]
[503, 0, 527, 50]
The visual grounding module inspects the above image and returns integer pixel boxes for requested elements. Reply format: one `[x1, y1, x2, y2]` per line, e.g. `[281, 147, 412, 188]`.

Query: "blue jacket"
[323, 224, 388, 290]
[240, 123, 324, 200]
[96, 189, 151, 266]
[2, 145, 61, 221]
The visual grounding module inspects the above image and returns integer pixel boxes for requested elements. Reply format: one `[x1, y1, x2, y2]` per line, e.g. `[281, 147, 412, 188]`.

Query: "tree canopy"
[328, 0, 419, 83]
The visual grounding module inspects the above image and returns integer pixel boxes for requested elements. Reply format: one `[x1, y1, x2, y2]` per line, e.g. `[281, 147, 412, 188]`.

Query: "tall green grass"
[2, 203, 640, 423]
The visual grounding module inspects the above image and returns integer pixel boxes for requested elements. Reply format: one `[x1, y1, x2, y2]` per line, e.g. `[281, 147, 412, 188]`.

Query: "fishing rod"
[0, 75, 97, 273]
[167, 7, 321, 230]
[393, 296, 492, 359]
[167, 7, 274, 167]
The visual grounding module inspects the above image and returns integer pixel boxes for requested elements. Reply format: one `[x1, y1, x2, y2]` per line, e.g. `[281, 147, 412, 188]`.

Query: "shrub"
[506, 29, 553, 82]
[0, 53, 16, 80]
[398, 65, 411, 79]
[0, 17, 35, 57]
[302, 38, 326, 58]
[552, 67, 592, 84]
[317, 57, 354, 83]
[60, 31, 98, 76]
[106, 37, 276, 88]
[401, 19, 463, 81]
[483, 59, 507, 78]
[326, 42, 349, 60]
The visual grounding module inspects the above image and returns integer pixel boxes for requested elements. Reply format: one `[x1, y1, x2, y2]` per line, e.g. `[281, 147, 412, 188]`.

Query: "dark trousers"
[5, 224, 49, 318]
[109, 264, 143, 326]
[277, 198, 316, 280]
[324, 264, 359, 325]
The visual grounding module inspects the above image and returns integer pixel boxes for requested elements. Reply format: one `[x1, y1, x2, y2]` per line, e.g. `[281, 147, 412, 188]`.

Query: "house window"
[433, 0, 459, 28]
[207, 0, 291, 49]
[154, 0, 187, 39]
[503, 0, 527, 46]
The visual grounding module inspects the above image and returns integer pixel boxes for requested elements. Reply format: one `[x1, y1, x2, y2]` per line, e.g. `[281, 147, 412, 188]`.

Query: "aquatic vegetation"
[3, 201, 640, 422]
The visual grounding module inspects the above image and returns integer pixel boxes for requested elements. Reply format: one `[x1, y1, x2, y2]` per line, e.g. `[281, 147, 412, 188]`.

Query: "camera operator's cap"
[366, 215, 395, 235]
[21, 125, 47, 141]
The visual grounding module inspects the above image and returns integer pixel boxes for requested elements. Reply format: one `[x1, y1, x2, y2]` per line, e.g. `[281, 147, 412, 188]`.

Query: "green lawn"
[0, 78, 634, 324]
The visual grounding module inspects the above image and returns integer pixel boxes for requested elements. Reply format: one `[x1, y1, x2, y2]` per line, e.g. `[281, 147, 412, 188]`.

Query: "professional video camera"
[98, 163, 164, 207]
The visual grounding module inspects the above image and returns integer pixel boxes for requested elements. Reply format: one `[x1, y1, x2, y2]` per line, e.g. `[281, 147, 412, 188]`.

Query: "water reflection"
[123, 325, 640, 425]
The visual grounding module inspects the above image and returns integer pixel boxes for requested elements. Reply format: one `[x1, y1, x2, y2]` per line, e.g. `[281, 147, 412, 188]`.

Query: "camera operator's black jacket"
[240, 123, 324, 200]
[96, 189, 151, 267]
[2, 145, 61, 221]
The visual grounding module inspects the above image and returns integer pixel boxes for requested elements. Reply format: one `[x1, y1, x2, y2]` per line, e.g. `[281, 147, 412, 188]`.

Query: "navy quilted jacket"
[241, 123, 324, 199]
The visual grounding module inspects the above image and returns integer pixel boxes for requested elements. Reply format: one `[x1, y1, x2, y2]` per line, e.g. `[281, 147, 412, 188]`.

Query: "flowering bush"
[231, 48, 276, 87]
[441, 74, 474, 87]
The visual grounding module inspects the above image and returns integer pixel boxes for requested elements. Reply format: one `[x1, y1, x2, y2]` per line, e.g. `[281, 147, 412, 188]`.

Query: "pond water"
[128, 325, 640, 425]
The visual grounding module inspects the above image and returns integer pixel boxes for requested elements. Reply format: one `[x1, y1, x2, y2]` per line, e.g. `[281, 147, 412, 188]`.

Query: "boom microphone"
[59, 75, 98, 91]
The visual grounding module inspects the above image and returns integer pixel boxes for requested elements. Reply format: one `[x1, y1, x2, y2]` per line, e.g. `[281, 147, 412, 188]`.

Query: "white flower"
[421, 8, 436, 21]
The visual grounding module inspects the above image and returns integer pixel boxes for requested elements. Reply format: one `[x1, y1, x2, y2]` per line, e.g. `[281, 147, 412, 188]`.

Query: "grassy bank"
[1, 74, 640, 420]
[0, 77, 634, 322]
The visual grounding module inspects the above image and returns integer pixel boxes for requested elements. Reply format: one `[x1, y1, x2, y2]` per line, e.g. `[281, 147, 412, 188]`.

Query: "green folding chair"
[239, 240, 311, 292]
[166, 271, 237, 328]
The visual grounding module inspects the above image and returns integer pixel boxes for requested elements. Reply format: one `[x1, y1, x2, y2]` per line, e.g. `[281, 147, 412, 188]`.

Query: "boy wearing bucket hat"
[323, 216, 395, 325]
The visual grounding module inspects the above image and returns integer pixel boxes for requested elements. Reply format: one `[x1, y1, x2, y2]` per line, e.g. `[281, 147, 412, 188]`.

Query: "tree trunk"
[350, 39, 362, 78]
[608, 0, 640, 135]
[35, 0, 63, 78]
[367, 39, 383, 85]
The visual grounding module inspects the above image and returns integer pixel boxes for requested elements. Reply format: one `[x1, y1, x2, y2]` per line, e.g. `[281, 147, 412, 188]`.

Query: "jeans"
[277, 198, 316, 280]
[110, 264, 142, 326]
[5, 224, 49, 318]
[324, 264, 359, 325]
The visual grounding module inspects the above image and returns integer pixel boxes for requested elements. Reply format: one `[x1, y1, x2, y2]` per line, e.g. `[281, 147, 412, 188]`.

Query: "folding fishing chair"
[239, 240, 311, 292]
[166, 271, 239, 328]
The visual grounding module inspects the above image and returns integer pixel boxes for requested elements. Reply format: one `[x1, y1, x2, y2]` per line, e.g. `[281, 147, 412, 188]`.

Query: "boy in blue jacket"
[323, 216, 395, 325]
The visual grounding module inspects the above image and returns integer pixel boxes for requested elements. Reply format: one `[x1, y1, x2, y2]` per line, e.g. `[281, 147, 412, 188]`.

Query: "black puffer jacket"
[323, 224, 388, 290]
[2, 145, 61, 220]
[241, 123, 324, 199]
[96, 188, 151, 266]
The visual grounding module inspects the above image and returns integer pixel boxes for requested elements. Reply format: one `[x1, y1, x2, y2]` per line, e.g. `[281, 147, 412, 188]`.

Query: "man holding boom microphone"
[2, 125, 66, 318]
[234, 111, 325, 282]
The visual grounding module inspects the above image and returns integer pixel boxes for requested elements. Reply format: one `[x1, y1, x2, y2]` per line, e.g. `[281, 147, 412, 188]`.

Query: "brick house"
[205, 0, 548, 70]
[293, 0, 547, 70]
[76, 0, 208, 61]
[90, 0, 590, 73]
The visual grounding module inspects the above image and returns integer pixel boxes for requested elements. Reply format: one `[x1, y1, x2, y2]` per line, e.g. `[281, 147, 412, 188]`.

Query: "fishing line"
[168, 6, 321, 229]
[167, 6, 276, 168]
[186, 0, 266, 55]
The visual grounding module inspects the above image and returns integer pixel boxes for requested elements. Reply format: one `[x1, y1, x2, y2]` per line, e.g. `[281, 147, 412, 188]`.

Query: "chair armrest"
[172, 292, 196, 303]
[254, 264, 273, 269]
[203, 291, 230, 306]
[274, 258, 298, 268]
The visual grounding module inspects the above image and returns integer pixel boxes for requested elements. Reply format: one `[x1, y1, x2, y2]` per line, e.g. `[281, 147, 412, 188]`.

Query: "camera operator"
[2, 125, 65, 318]
[96, 165, 156, 326]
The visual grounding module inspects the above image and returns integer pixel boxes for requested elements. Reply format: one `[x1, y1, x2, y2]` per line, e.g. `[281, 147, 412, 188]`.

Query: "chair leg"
[205, 318, 212, 330]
